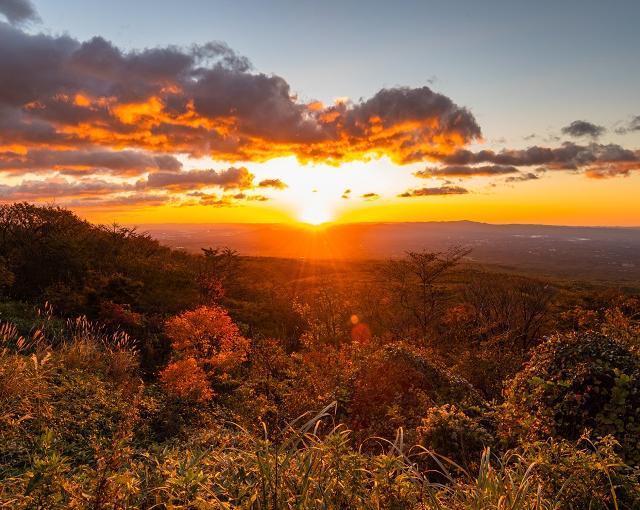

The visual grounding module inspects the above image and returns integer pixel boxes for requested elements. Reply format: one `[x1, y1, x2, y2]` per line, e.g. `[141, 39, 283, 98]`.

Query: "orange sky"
[77, 156, 640, 227]
[2, 4, 640, 226]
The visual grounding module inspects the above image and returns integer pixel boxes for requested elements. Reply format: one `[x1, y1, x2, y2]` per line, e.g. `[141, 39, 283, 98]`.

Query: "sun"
[298, 201, 333, 225]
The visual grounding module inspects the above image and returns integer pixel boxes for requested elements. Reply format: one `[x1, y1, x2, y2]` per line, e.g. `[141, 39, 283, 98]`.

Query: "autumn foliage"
[159, 305, 250, 401]
[159, 357, 213, 403]
[2, 205, 640, 508]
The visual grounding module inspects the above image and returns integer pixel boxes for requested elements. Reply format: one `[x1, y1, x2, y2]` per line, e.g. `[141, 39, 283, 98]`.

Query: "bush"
[159, 357, 214, 402]
[523, 435, 640, 509]
[159, 305, 250, 402]
[417, 404, 493, 468]
[502, 332, 640, 465]
[350, 342, 483, 438]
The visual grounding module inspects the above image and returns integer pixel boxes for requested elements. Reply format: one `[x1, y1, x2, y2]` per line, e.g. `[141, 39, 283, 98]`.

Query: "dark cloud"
[615, 115, 640, 134]
[415, 164, 519, 178]
[561, 120, 606, 138]
[505, 172, 539, 183]
[0, 22, 480, 165]
[438, 142, 640, 177]
[361, 192, 379, 200]
[143, 166, 255, 191]
[0, 178, 133, 200]
[0, 0, 39, 25]
[0, 148, 182, 176]
[341, 188, 351, 199]
[398, 185, 468, 197]
[257, 178, 287, 189]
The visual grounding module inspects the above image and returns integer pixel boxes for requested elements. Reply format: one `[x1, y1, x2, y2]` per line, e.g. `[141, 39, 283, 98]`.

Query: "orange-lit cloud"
[0, 23, 481, 169]
[257, 178, 288, 189]
[437, 142, 640, 178]
[398, 185, 468, 197]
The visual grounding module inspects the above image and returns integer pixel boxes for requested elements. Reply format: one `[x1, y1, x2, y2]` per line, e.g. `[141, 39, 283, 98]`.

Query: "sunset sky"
[1, 0, 639, 225]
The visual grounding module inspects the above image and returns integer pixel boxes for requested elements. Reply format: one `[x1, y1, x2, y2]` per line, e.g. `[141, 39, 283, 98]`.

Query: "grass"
[1, 313, 637, 509]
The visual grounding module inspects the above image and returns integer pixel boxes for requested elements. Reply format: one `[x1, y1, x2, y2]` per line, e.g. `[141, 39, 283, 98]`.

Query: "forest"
[1, 202, 639, 509]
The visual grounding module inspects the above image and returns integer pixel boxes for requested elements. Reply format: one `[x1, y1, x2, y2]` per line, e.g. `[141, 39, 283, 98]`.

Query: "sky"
[1, 0, 639, 225]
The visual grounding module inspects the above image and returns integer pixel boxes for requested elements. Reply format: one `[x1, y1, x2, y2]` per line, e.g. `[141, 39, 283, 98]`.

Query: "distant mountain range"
[135, 222, 640, 284]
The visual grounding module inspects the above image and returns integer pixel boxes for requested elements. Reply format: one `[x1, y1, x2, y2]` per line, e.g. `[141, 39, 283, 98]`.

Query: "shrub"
[160, 305, 250, 402]
[523, 435, 640, 509]
[159, 358, 214, 403]
[350, 342, 483, 438]
[502, 332, 640, 465]
[417, 404, 493, 468]
[165, 305, 250, 373]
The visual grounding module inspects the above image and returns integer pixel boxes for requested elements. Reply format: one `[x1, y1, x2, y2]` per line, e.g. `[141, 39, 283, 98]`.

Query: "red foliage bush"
[159, 358, 214, 402]
[165, 305, 250, 373]
[160, 305, 250, 402]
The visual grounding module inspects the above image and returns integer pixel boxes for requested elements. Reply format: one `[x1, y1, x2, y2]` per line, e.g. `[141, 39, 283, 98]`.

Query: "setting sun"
[298, 201, 333, 225]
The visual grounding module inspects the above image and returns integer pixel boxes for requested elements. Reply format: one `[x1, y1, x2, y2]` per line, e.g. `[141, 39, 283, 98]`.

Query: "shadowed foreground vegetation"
[1, 203, 640, 508]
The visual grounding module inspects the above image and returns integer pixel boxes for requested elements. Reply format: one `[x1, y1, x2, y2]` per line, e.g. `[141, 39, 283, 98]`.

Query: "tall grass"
[0, 313, 634, 509]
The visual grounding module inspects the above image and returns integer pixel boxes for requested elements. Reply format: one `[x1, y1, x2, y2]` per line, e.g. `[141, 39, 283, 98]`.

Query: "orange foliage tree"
[159, 305, 250, 402]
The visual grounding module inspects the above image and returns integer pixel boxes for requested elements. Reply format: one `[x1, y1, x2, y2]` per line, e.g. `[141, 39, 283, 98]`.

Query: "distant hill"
[135, 222, 640, 284]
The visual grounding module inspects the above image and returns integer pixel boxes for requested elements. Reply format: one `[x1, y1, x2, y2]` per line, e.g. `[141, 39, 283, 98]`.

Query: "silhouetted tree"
[381, 246, 470, 339]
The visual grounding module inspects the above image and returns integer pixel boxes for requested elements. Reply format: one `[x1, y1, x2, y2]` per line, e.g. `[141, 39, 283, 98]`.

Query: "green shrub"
[417, 404, 493, 468]
[523, 435, 640, 509]
[502, 332, 640, 465]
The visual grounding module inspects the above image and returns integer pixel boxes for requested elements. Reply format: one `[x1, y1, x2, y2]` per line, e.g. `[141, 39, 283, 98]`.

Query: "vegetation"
[1, 203, 639, 508]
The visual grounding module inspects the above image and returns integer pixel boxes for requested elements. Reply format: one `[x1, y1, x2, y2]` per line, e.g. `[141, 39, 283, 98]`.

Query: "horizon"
[124, 219, 640, 229]
[1, 0, 640, 226]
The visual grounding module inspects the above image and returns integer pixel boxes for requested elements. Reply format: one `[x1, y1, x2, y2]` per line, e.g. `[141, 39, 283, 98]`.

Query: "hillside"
[139, 221, 640, 284]
[1, 204, 640, 508]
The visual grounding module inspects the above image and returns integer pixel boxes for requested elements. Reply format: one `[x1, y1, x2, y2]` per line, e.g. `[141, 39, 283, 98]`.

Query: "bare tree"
[381, 246, 471, 339]
[465, 274, 555, 352]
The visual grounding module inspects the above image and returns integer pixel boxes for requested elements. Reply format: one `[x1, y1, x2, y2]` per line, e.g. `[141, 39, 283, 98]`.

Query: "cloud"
[505, 172, 539, 183]
[0, 148, 182, 176]
[341, 188, 351, 199]
[185, 190, 268, 207]
[439, 142, 640, 177]
[0, 0, 39, 25]
[0, 177, 133, 200]
[398, 185, 468, 197]
[561, 120, 605, 138]
[361, 192, 379, 200]
[615, 115, 640, 134]
[63, 193, 171, 208]
[232, 192, 269, 201]
[142, 166, 255, 191]
[257, 178, 287, 189]
[0, 22, 480, 165]
[415, 164, 519, 178]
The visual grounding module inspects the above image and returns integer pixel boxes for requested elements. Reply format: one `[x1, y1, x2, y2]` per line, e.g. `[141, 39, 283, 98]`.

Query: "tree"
[465, 274, 555, 352]
[381, 246, 470, 339]
[160, 305, 250, 401]
[199, 247, 240, 302]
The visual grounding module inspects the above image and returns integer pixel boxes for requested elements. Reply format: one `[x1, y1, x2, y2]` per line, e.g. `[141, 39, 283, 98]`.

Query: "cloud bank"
[0, 22, 481, 169]
[1, 13, 639, 209]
